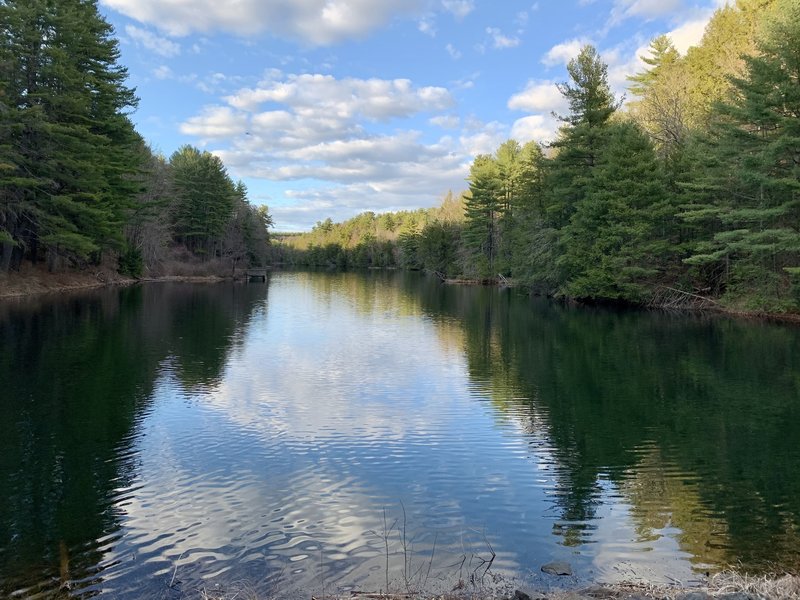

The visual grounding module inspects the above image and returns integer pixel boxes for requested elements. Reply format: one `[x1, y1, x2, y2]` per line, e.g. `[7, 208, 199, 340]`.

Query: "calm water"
[1, 271, 799, 598]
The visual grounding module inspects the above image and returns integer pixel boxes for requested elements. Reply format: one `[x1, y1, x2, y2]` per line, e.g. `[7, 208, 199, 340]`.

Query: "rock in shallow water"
[541, 561, 573, 576]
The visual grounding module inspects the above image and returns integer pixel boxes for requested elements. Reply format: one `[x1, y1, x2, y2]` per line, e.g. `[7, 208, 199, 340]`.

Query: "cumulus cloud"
[446, 43, 462, 59]
[224, 73, 453, 118]
[103, 0, 434, 45]
[486, 27, 521, 49]
[124, 24, 181, 57]
[179, 72, 495, 229]
[542, 38, 589, 66]
[610, 0, 683, 24]
[510, 115, 560, 144]
[506, 80, 565, 144]
[430, 115, 460, 129]
[152, 65, 174, 80]
[507, 80, 566, 114]
[418, 16, 437, 37]
[665, 7, 719, 54]
[458, 121, 507, 156]
[441, 0, 475, 19]
[180, 106, 249, 139]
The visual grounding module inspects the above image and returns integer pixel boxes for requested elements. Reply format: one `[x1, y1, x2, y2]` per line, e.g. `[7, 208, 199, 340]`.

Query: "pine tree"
[559, 122, 672, 301]
[0, 0, 141, 271]
[462, 155, 502, 277]
[169, 145, 237, 258]
[683, 0, 800, 310]
[547, 45, 619, 229]
[628, 35, 680, 97]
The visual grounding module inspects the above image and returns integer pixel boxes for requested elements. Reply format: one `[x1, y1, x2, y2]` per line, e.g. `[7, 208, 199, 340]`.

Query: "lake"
[1, 271, 799, 598]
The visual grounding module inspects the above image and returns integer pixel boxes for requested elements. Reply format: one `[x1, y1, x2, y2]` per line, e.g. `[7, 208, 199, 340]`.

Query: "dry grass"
[541, 572, 800, 600]
[706, 571, 800, 598]
[180, 572, 800, 600]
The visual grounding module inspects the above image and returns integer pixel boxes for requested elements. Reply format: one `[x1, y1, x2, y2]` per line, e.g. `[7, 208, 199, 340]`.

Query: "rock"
[718, 594, 759, 600]
[541, 561, 573, 576]
[676, 593, 711, 600]
[621, 595, 650, 600]
[514, 590, 532, 600]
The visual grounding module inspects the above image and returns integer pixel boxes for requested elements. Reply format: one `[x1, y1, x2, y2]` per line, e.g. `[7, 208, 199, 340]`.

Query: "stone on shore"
[541, 561, 573, 576]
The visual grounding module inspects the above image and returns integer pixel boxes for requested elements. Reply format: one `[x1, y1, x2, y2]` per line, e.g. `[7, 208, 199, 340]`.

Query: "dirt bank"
[0, 264, 136, 299]
[0, 265, 241, 299]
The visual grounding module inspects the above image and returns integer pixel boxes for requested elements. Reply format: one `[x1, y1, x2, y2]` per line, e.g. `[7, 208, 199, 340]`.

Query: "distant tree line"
[0, 0, 272, 278]
[275, 191, 466, 272]
[280, 0, 800, 312]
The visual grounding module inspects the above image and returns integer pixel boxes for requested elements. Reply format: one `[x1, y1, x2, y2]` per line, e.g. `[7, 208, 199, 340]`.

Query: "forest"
[281, 0, 800, 313]
[0, 0, 272, 279]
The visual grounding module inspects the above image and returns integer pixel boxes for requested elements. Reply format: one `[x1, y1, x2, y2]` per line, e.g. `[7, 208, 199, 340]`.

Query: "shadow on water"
[0, 282, 268, 597]
[2, 271, 800, 598]
[401, 274, 800, 573]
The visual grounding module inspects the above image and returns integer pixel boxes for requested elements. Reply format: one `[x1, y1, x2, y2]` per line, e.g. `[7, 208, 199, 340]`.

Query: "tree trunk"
[0, 242, 14, 273]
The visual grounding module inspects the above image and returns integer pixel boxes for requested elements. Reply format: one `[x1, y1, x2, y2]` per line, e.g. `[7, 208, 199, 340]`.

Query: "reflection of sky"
[88, 273, 706, 597]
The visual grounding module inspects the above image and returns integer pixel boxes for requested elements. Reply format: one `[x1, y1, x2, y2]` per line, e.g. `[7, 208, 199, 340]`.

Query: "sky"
[97, 0, 727, 231]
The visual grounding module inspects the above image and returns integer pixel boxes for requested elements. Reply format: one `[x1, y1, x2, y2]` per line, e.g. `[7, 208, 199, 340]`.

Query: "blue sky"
[98, 0, 726, 231]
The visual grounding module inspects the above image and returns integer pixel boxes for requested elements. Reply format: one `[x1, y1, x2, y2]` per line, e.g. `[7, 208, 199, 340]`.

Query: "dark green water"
[1, 271, 799, 598]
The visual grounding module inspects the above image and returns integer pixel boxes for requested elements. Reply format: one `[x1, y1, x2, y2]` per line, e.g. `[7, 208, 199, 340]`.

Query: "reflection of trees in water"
[399, 276, 800, 572]
[0, 282, 267, 595]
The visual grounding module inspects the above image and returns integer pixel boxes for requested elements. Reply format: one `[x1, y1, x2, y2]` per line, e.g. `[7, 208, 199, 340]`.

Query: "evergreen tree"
[462, 155, 502, 277]
[683, 0, 800, 310]
[628, 35, 680, 97]
[169, 145, 237, 258]
[0, 0, 141, 271]
[559, 122, 672, 301]
[547, 45, 619, 229]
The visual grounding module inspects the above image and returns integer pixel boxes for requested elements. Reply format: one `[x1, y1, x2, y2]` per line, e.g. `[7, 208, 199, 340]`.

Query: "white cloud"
[430, 115, 460, 129]
[180, 106, 249, 139]
[178, 72, 496, 229]
[152, 65, 174, 80]
[458, 121, 507, 156]
[124, 24, 180, 57]
[666, 9, 716, 54]
[441, 0, 475, 19]
[486, 27, 521, 49]
[510, 115, 559, 144]
[506, 79, 565, 144]
[418, 16, 437, 37]
[508, 80, 566, 113]
[611, 0, 683, 23]
[103, 0, 431, 45]
[225, 73, 453, 118]
[542, 38, 589, 66]
[446, 43, 462, 59]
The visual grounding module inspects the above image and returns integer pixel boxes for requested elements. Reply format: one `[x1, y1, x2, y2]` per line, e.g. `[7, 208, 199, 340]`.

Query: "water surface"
[1, 271, 799, 598]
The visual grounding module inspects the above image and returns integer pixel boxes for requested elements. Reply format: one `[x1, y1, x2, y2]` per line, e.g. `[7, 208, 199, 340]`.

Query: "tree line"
[281, 0, 799, 312]
[0, 0, 272, 279]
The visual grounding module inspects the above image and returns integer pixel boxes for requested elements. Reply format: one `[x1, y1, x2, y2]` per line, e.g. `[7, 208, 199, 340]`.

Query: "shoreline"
[2, 267, 800, 326]
[187, 571, 800, 600]
[437, 273, 800, 326]
[0, 267, 247, 300]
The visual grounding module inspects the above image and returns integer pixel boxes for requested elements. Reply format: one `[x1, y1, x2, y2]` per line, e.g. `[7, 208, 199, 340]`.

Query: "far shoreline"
[2, 266, 800, 326]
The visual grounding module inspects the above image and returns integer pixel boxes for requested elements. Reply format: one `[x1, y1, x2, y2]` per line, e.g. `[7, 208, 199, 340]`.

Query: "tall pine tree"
[0, 0, 141, 271]
[683, 0, 800, 310]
